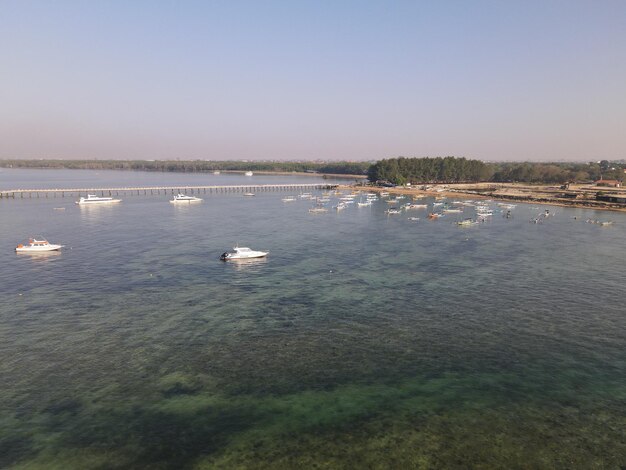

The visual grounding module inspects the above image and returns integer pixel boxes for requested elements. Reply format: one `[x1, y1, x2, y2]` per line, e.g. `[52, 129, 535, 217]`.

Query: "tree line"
[368, 157, 625, 185]
[0, 159, 370, 176]
[1, 157, 624, 184]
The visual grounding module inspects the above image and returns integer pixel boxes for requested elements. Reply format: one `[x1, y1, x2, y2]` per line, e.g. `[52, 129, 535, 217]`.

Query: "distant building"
[595, 179, 621, 187]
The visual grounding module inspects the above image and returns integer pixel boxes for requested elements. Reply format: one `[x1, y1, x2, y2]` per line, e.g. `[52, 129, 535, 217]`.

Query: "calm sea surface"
[1, 169, 624, 469]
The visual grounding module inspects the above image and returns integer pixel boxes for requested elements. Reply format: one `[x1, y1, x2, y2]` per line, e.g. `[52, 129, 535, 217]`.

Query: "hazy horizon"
[2, 1, 625, 162]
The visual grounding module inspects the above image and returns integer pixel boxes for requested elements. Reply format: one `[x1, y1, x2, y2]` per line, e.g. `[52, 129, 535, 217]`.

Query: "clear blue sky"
[1, 0, 624, 161]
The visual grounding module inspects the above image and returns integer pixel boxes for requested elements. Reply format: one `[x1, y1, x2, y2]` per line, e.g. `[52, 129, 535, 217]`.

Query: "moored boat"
[170, 193, 202, 203]
[457, 218, 479, 226]
[16, 238, 64, 252]
[76, 194, 122, 205]
[220, 246, 268, 260]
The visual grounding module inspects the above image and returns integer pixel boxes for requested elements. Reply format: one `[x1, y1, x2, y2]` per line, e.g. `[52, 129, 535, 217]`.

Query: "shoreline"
[341, 184, 626, 214]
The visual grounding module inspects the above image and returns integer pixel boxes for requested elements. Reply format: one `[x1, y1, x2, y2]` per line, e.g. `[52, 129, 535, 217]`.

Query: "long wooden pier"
[0, 183, 337, 199]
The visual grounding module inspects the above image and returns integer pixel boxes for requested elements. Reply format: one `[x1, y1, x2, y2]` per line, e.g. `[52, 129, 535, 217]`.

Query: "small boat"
[309, 207, 328, 213]
[357, 201, 372, 207]
[334, 203, 347, 211]
[220, 246, 268, 261]
[282, 196, 296, 202]
[428, 212, 444, 219]
[170, 193, 202, 203]
[408, 217, 420, 221]
[76, 194, 121, 205]
[243, 193, 255, 197]
[443, 208, 463, 213]
[385, 208, 402, 214]
[405, 204, 427, 210]
[213, 171, 221, 174]
[457, 218, 479, 226]
[244, 171, 253, 176]
[16, 238, 64, 252]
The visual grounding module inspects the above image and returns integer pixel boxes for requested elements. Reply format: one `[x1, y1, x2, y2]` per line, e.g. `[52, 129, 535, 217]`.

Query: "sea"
[0, 168, 624, 469]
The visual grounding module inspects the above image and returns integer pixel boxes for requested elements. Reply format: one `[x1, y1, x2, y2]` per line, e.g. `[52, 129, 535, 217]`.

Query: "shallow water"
[0, 170, 625, 468]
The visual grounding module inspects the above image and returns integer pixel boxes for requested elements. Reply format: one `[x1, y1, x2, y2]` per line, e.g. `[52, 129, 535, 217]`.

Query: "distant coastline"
[0, 159, 370, 179]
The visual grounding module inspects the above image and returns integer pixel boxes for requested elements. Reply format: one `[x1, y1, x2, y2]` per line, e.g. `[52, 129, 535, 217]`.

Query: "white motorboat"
[244, 171, 253, 176]
[357, 201, 372, 207]
[309, 207, 328, 213]
[170, 193, 202, 203]
[76, 194, 122, 205]
[16, 238, 64, 252]
[243, 193, 256, 197]
[282, 196, 296, 202]
[220, 246, 268, 260]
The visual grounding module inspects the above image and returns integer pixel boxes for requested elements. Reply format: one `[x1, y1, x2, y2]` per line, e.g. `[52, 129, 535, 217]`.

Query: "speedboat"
[76, 194, 122, 205]
[220, 246, 268, 261]
[16, 238, 64, 252]
[170, 193, 202, 203]
[244, 171, 253, 176]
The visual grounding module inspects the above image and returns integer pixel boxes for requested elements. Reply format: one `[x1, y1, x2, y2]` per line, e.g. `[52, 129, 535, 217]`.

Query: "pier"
[0, 183, 337, 199]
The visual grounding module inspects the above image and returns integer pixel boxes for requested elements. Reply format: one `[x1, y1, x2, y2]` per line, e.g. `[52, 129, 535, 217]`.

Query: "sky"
[1, 0, 625, 162]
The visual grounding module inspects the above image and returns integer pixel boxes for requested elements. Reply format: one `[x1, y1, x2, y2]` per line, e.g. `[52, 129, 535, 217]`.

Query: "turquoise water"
[1, 170, 624, 468]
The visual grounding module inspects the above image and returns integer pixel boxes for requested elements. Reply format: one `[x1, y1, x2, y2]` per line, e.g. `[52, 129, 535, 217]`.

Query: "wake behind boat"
[76, 194, 122, 205]
[170, 193, 202, 203]
[16, 238, 64, 252]
[220, 246, 269, 261]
